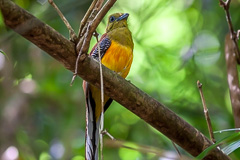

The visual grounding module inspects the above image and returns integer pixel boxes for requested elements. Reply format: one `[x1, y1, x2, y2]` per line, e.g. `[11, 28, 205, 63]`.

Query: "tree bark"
[0, 0, 230, 159]
[225, 34, 240, 128]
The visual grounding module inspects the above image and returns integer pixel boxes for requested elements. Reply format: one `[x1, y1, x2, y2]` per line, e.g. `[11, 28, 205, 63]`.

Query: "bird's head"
[106, 13, 129, 32]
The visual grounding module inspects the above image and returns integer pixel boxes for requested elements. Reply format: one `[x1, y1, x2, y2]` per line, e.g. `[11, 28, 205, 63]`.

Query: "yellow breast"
[101, 40, 133, 78]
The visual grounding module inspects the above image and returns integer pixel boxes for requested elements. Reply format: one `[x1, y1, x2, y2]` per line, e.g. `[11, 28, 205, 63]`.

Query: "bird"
[82, 13, 134, 160]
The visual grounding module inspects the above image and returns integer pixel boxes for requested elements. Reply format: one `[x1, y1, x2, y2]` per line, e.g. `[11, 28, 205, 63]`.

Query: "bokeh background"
[1, 0, 240, 159]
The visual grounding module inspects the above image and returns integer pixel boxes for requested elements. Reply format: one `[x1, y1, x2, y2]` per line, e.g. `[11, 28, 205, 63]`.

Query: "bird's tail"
[85, 110, 100, 160]
[84, 82, 100, 160]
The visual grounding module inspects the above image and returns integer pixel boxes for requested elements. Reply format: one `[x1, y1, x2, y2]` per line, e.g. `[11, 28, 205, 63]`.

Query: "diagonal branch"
[0, 0, 230, 159]
[78, 0, 98, 39]
[77, 0, 117, 54]
[48, 0, 77, 42]
[72, 0, 116, 85]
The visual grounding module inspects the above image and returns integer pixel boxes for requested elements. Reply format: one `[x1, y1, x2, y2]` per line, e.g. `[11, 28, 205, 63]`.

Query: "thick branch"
[225, 34, 240, 128]
[0, 0, 230, 159]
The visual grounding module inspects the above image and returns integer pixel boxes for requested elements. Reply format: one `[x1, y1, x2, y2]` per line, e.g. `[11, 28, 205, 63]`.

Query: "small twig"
[48, 0, 77, 42]
[70, 75, 76, 86]
[219, 0, 240, 64]
[93, 31, 99, 40]
[104, 139, 192, 160]
[171, 141, 181, 159]
[197, 80, 216, 143]
[101, 129, 116, 140]
[70, 52, 81, 86]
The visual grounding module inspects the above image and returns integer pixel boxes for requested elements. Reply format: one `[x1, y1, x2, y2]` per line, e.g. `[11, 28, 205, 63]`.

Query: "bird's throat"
[107, 27, 134, 49]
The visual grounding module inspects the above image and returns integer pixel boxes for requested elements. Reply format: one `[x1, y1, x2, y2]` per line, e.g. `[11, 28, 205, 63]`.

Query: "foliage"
[196, 132, 240, 159]
[1, 0, 240, 159]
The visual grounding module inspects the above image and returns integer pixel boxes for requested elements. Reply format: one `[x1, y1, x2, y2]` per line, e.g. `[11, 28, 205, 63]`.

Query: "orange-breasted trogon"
[83, 13, 134, 160]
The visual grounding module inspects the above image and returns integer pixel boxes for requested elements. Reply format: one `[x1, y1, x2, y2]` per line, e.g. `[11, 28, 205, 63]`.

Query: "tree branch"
[225, 34, 240, 128]
[219, 0, 240, 64]
[219, 0, 240, 128]
[0, 0, 230, 159]
[76, 0, 117, 53]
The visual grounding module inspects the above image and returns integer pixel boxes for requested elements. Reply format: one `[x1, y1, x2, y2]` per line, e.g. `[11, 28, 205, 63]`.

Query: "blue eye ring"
[109, 16, 116, 22]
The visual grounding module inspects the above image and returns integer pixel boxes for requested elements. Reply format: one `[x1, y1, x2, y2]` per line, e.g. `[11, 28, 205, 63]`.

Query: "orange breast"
[91, 40, 133, 121]
[101, 40, 133, 78]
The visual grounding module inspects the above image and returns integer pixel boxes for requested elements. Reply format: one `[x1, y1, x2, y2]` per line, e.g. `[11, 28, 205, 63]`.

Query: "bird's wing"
[90, 34, 111, 60]
[89, 34, 113, 112]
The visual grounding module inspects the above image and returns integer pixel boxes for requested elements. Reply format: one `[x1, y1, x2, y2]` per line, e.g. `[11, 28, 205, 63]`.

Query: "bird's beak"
[116, 13, 129, 21]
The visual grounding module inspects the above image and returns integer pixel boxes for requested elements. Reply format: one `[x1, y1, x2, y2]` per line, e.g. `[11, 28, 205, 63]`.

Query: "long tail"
[84, 82, 100, 160]
[83, 81, 113, 160]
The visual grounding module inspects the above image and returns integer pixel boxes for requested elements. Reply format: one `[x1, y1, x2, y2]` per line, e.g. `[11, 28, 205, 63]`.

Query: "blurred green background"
[1, 0, 240, 159]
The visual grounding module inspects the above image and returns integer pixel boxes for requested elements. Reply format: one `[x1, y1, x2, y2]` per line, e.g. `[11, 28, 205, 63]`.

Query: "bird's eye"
[109, 16, 115, 22]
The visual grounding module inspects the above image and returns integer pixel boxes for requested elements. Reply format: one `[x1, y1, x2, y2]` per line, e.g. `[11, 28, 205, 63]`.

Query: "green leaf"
[195, 132, 240, 159]
[222, 140, 240, 155]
